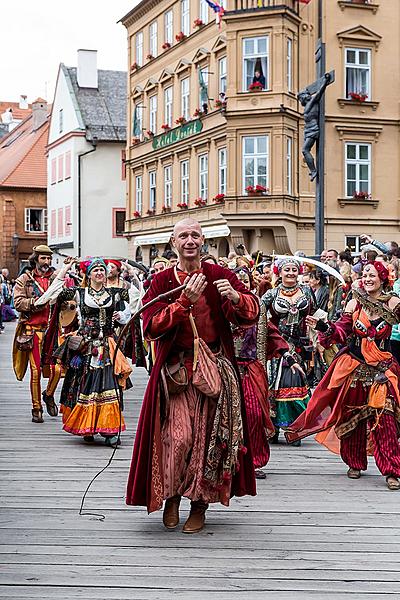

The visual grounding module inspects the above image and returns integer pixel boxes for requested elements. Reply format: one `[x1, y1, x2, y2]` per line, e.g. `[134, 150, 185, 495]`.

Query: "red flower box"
[161, 124, 171, 131]
[133, 211, 141, 218]
[146, 54, 154, 61]
[193, 18, 204, 28]
[162, 42, 171, 50]
[177, 202, 188, 209]
[130, 62, 139, 71]
[146, 130, 154, 137]
[246, 185, 268, 195]
[162, 205, 171, 213]
[132, 137, 141, 145]
[215, 99, 226, 109]
[147, 209, 155, 216]
[193, 108, 204, 118]
[194, 197, 207, 207]
[212, 193, 225, 203]
[349, 92, 368, 103]
[249, 82, 263, 91]
[353, 190, 371, 200]
[175, 32, 187, 42]
[175, 116, 186, 125]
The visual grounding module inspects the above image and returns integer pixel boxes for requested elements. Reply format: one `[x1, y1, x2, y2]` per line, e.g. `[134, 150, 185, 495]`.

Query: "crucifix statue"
[298, 71, 334, 182]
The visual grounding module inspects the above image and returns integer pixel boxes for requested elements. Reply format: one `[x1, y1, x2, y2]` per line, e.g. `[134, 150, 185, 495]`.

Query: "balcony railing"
[226, 0, 300, 14]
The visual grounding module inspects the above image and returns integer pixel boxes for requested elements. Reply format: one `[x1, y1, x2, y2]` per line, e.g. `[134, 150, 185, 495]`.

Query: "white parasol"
[274, 255, 346, 285]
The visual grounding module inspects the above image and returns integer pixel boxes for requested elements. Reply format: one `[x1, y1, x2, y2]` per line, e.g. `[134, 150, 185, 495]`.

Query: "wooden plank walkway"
[0, 322, 399, 599]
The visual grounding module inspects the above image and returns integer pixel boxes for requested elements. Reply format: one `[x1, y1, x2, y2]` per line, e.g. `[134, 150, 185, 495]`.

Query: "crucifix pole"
[315, 0, 325, 256]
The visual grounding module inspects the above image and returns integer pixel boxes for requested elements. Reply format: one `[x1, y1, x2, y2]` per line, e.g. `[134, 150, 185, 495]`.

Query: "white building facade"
[47, 50, 127, 267]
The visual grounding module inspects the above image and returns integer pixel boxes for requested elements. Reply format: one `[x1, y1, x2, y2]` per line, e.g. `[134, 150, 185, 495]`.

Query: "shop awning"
[134, 224, 230, 246]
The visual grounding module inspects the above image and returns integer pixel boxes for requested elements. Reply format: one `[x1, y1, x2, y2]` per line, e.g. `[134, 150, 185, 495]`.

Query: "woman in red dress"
[286, 262, 400, 491]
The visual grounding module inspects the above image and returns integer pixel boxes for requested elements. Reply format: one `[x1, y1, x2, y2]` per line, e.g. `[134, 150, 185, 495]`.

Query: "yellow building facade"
[121, 0, 399, 262]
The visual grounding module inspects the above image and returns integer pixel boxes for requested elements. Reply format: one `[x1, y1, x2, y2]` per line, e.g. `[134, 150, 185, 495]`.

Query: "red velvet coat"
[126, 263, 259, 512]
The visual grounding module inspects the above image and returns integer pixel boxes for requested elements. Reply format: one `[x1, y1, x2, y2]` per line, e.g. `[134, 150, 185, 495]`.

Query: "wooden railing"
[226, 0, 300, 13]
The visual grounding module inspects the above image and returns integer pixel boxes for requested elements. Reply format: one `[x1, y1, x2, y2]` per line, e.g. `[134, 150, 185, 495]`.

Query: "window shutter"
[58, 156, 64, 182]
[58, 207, 64, 237]
[51, 210, 56, 238]
[65, 151, 71, 179]
[51, 158, 57, 184]
[65, 206, 71, 236]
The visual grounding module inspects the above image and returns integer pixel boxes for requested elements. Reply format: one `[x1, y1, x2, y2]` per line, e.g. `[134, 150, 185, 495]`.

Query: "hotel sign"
[152, 119, 203, 150]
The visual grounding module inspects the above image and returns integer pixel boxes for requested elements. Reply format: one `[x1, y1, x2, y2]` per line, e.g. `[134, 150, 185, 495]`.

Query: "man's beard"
[37, 264, 50, 274]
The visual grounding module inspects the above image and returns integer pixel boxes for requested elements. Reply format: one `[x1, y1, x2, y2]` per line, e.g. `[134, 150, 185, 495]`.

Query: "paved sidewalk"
[0, 322, 399, 599]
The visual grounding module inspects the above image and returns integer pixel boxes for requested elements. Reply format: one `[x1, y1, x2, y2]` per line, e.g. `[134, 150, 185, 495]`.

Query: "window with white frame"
[218, 148, 227, 195]
[149, 95, 157, 133]
[25, 208, 47, 233]
[181, 77, 190, 120]
[59, 109, 63, 134]
[136, 102, 144, 139]
[345, 48, 371, 99]
[149, 21, 158, 57]
[164, 166, 172, 207]
[149, 171, 157, 210]
[199, 154, 208, 200]
[165, 10, 173, 44]
[181, 160, 189, 204]
[136, 31, 143, 66]
[164, 86, 173, 127]
[286, 137, 292, 195]
[243, 136, 268, 193]
[181, 0, 190, 36]
[243, 36, 269, 91]
[135, 175, 143, 213]
[287, 38, 293, 92]
[198, 67, 209, 107]
[199, 0, 209, 24]
[219, 57, 227, 96]
[345, 235, 361, 254]
[345, 142, 371, 198]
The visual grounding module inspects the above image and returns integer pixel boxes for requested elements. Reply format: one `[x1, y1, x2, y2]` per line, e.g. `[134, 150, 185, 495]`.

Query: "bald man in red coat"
[126, 218, 260, 533]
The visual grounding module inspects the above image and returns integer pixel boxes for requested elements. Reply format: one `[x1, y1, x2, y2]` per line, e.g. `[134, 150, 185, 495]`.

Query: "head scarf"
[366, 260, 389, 283]
[233, 266, 253, 289]
[276, 257, 300, 273]
[106, 259, 122, 271]
[86, 257, 107, 275]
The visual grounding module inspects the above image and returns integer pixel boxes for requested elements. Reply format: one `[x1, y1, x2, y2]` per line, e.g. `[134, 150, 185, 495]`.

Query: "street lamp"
[11, 233, 19, 256]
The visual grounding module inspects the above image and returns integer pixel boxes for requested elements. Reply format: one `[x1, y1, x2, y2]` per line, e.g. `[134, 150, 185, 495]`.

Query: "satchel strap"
[173, 266, 200, 371]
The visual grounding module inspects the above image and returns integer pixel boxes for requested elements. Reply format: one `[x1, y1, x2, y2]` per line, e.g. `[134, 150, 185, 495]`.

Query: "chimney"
[19, 95, 28, 109]
[32, 98, 48, 131]
[77, 49, 98, 89]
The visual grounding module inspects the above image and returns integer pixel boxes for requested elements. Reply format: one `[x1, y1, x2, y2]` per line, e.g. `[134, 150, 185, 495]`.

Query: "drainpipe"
[77, 137, 97, 256]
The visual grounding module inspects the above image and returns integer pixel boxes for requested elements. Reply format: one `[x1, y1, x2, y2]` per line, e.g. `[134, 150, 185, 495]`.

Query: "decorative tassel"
[70, 355, 82, 369]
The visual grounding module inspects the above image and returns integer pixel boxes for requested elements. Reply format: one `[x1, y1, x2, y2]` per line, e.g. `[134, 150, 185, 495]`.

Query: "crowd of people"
[4, 222, 400, 534]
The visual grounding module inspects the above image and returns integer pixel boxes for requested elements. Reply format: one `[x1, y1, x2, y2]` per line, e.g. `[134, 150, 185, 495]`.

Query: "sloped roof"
[0, 113, 49, 189]
[63, 65, 127, 142]
[0, 101, 32, 122]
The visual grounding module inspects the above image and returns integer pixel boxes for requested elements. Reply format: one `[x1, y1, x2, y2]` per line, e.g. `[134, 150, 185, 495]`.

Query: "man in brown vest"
[13, 245, 62, 422]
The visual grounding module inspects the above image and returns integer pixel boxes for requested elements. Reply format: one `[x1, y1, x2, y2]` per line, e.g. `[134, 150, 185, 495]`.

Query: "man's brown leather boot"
[42, 392, 58, 417]
[163, 495, 181, 529]
[182, 500, 209, 534]
[31, 409, 44, 423]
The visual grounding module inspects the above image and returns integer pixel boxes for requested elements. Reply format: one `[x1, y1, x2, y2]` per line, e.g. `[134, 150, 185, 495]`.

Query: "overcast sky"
[1, 0, 140, 104]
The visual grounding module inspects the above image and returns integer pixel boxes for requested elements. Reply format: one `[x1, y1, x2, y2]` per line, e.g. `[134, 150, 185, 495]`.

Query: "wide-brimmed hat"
[33, 244, 53, 255]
